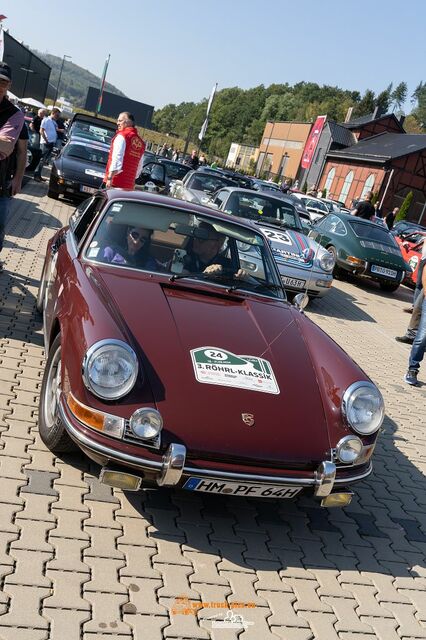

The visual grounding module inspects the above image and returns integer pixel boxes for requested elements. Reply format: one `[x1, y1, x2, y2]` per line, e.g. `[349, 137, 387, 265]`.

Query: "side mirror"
[293, 293, 309, 311]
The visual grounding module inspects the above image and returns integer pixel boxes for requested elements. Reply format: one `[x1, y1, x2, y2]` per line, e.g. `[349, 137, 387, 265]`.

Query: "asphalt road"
[0, 181, 425, 640]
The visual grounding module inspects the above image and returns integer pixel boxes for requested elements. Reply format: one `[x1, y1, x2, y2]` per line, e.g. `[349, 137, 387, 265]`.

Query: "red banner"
[301, 115, 327, 169]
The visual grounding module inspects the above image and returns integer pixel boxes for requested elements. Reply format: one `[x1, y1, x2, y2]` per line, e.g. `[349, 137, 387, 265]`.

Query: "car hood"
[94, 269, 333, 464]
[182, 188, 212, 205]
[258, 226, 324, 270]
[56, 156, 105, 184]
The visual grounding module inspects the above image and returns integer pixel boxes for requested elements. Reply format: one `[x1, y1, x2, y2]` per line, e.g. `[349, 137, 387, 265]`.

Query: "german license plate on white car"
[80, 185, 96, 194]
[281, 276, 306, 289]
[371, 265, 397, 278]
[183, 477, 302, 499]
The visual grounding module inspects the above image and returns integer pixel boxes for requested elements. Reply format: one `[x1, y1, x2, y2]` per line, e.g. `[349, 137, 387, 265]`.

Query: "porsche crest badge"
[241, 413, 255, 427]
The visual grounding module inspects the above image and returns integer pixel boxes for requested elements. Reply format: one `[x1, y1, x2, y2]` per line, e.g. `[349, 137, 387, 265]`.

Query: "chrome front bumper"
[59, 398, 372, 495]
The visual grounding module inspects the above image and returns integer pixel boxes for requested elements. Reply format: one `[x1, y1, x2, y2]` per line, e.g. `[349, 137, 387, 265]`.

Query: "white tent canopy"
[20, 97, 47, 109]
[7, 90, 22, 102]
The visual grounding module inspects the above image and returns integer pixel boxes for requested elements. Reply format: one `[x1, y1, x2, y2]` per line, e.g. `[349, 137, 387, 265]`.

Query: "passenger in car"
[102, 226, 161, 270]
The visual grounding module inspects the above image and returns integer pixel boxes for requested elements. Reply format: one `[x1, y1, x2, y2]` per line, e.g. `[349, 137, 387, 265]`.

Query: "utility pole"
[183, 126, 193, 158]
[53, 55, 71, 107]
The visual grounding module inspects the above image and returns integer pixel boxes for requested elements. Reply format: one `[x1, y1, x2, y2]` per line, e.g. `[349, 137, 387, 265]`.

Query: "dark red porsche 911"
[37, 190, 384, 507]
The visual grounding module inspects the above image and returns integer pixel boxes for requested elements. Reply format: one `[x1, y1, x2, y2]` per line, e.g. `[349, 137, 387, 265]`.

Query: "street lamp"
[53, 55, 72, 107]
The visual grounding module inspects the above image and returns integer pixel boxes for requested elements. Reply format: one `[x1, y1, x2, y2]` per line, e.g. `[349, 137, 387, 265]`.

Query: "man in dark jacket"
[352, 191, 375, 220]
[187, 149, 199, 170]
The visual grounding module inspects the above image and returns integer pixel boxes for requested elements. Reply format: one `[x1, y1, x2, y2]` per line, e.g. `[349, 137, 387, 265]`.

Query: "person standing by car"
[385, 207, 399, 230]
[34, 108, 61, 182]
[0, 62, 27, 271]
[29, 108, 46, 149]
[186, 149, 199, 170]
[104, 112, 145, 190]
[404, 266, 426, 386]
[351, 191, 375, 220]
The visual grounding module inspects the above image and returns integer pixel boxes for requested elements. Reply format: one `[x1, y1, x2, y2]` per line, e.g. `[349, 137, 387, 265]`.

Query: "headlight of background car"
[237, 241, 253, 252]
[342, 381, 384, 435]
[83, 340, 138, 400]
[318, 250, 335, 272]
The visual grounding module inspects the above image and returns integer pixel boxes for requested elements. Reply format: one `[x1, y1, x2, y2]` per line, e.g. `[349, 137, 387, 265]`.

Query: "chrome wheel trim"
[43, 346, 61, 428]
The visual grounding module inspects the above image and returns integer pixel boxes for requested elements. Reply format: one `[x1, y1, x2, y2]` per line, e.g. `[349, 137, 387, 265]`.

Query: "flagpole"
[0, 15, 7, 62]
[197, 83, 218, 153]
[96, 54, 110, 115]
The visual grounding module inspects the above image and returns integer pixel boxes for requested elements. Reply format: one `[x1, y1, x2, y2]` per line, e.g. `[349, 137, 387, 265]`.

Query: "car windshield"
[85, 201, 284, 299]
[255, 181, 281, 192]
[160, 162, 190, 179]
[223, 192, 302, 231]
[69, 122, 115, 144]
[63, 143, 109, 165]
[187, 173, 236, 193]
[349, 220, 394, 244]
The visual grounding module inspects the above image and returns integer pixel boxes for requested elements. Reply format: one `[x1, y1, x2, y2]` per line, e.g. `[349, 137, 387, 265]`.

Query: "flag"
[96, 54, 110, 114]
[0, 21, 5, 62]
[198, 83, 217, 142]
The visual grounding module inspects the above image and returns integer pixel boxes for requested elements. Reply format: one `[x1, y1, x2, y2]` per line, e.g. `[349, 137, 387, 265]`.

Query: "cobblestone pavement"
[0, 183, 425, 640]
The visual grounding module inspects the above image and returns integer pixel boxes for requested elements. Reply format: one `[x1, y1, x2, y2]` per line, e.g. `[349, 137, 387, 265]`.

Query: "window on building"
[360, 174, 375, 200]
[339, 171, 354, 206]
[324, 168, 335, 196]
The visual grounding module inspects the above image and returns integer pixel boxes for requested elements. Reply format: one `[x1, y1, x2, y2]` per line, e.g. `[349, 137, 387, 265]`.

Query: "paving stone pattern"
[0, 183, 425, 639]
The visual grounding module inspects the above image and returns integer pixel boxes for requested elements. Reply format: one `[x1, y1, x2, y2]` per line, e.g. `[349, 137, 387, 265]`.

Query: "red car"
[395, 231, 426, 286]
[37, 190, 384, 507]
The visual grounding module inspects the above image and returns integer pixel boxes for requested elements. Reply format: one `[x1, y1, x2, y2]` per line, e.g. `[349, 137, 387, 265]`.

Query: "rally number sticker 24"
[190, 347, 280, 394]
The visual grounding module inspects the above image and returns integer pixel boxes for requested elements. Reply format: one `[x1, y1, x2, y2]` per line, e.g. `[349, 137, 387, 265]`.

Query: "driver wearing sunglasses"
[102, 226, 160, 271]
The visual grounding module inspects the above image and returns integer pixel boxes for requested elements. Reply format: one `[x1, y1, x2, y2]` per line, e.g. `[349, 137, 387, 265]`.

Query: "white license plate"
[183, 477, 302, 499]
[281, 276, 306, 289]
[371, 265, 397, 278]
[80, 185, 96, 194]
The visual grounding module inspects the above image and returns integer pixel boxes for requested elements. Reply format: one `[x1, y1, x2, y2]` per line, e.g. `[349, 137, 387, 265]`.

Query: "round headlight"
[342, 381, 384, 435]
[83, 340, 138, 400]
[130, 408, 163, 440]
[319, 250, 335, 272]
[336, 436, 363, 463]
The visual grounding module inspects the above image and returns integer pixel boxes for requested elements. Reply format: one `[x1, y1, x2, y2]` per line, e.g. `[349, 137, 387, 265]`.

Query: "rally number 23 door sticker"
[191, 347, 280, 394]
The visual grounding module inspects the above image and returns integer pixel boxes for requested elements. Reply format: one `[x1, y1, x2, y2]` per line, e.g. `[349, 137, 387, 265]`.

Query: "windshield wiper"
[227, 281, 283, 294]
[169, 271, 208, 282]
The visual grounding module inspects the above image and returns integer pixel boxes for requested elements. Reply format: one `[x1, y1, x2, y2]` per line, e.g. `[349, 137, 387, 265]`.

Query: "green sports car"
[309, 212, 409, 292]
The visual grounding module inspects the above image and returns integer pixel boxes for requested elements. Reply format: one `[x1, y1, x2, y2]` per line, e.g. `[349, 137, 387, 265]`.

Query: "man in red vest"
[104, 112, 145, 189]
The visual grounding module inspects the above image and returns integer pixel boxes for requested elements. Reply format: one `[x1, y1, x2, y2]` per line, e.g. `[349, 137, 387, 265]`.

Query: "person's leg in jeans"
[396, 291, 423, 343]
[0, 195, 12, 268]
[405, 296, 426, 384]
[413, 259, 425, 305]
[34, 142, 52, 179]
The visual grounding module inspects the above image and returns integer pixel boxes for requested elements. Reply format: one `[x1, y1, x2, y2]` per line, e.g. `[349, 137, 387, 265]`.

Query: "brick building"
[319, 132, 426, 224]
[257, 121, 312, 180]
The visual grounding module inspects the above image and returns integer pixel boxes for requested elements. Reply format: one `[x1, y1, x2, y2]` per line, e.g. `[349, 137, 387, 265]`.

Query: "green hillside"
[34, 51, 126, 107]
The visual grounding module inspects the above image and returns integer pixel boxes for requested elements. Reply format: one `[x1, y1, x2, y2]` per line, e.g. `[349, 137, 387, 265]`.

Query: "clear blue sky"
[3, 0, 425, 112]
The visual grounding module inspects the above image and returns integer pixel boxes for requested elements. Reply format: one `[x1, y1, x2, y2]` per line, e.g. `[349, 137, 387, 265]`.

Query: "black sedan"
[48, 140, 109, 201]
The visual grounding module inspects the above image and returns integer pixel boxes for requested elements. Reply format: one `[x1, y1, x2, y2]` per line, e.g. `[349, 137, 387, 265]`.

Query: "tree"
[355, 90, 376, 116]
[411, 82, 426, 130]
[375, 83, 393, 113]
[391, 82, 407, 112]
[396, 191, 413, 222]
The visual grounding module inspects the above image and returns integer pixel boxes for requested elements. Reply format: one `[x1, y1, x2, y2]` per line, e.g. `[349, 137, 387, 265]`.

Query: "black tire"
[36, 261, 48, 313]
[379, 281, 400, 293]
[38, 334, 75, 453]
[48, 189, 59, 200]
